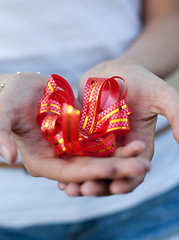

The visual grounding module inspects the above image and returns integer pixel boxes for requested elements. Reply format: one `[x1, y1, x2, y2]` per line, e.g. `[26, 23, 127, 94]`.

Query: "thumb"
[0, 105, 17, 164]
[157, 82, 179, 143]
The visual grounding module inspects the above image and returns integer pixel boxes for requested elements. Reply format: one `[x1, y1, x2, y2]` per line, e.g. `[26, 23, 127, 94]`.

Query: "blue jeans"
[1, 185, 179, 240]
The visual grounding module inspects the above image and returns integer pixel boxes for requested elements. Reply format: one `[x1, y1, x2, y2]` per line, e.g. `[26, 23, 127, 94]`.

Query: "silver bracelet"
[0, 71, 40, 89]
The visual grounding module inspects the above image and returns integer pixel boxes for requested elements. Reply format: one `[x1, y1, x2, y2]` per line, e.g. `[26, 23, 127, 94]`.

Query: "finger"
[23, 152, 116, 182]
[16, 129, 149, 182]
[63, 183, 81, 197]
[80, 180, 109, 196]
[14, 127, 117, 182]
[109, 174, 146, 194]
[23, 144, 150, 182]
[114, 140, 146, 158]
[58, 182, 68, 191]
[29, 154, 150, 182]
[104, 157, 150, 179]
[59, 180, 110, 197]
[0, 103, 17, 163]
[58, 148, 150, 189]
[155, 82, 179, 143]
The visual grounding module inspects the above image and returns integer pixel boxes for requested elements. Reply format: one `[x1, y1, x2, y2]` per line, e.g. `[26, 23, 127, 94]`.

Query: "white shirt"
[0, 0, 178, 228]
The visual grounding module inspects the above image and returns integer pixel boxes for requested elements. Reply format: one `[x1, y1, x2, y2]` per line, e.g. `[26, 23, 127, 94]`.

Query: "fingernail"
[0, 146, 11, 164]
[58, 182, 67, 190]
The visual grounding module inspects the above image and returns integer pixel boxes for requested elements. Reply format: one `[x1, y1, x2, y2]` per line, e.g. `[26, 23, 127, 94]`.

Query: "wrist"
[0, 73, 15, 93]
[105, 57, 142, 75]
[116, 52, 164, 78]
[0, 72, 44, 93]
[0, 72, 22, 90]
[116, 55, 140, 65]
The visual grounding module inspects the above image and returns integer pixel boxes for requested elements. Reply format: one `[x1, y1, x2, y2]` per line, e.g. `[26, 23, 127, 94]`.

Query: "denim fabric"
[1, 184, 179, 240]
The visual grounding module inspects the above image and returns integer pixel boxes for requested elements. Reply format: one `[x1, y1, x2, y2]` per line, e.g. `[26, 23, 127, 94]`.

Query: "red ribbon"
[36, 74, 132, 157]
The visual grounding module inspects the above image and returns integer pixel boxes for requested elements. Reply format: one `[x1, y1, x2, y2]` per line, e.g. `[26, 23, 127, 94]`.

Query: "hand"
[0, 72, 149, 183]
[58, 59, 179, 196]
[58, 139, 149, 196]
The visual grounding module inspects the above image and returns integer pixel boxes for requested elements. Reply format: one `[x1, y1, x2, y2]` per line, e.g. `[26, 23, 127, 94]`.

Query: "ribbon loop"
[37, 75, 132, 157]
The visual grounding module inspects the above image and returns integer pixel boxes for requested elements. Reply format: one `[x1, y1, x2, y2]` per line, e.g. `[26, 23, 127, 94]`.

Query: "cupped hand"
[58, 59, 179, 196]
[0, 72, 149, 184]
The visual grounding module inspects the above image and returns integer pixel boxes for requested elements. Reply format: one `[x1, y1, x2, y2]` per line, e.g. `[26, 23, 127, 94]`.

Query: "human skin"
[58, 61, 179, 196]
[0, 0, 178, 196]
[0, 72, 150, 183]
[58, 0, 179, 196]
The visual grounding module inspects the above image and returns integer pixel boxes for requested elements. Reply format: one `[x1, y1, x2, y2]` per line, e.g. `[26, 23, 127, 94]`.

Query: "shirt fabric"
[0, 0, 178, 228]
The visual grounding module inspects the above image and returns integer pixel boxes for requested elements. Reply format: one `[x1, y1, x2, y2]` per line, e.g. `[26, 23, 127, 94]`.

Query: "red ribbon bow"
[36, 74, 132, 157]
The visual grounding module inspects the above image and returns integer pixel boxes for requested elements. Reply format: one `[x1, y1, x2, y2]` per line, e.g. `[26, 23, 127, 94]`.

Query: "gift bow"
[36, 74, 132, 157]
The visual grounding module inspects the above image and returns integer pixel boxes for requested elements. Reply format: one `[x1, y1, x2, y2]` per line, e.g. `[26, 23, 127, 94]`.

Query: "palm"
[1, 73, 57, 171]
[119, 68, 158, 161]
[1, 66, 178, 195]
[79, 61, 178, 161]
[1, 72, 140, 183]
[62, 61, 179, 196]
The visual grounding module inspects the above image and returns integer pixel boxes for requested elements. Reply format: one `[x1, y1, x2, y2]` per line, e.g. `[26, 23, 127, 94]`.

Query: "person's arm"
[123, 0, 179, 77]
[60, 0, 179, 196]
